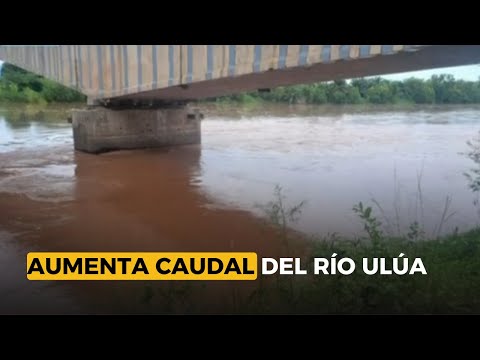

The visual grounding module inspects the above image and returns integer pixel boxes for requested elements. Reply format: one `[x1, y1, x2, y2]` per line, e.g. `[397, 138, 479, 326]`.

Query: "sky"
[0, 59, 479, 81]
[378, 64, 480, 81]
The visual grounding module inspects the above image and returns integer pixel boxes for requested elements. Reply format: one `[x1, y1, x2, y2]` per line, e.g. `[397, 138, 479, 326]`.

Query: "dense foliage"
[214, 76, 480, 105]
[0, 63, 86, 104]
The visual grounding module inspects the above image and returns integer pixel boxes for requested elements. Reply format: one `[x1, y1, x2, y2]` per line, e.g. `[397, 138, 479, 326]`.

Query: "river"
[1, 103, 479, 313]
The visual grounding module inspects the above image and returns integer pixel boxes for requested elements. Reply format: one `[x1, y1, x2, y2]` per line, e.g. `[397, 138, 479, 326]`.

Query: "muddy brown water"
[1, 103, 480, 314]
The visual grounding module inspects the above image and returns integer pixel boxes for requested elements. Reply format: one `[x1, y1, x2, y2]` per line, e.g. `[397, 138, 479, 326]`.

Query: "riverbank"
[200, 101, 480, 118]
[138, 225, 480, 314]
[239, 192, 480, 314]
[3, 101, 480, 119]
[0, 104, 85, 126]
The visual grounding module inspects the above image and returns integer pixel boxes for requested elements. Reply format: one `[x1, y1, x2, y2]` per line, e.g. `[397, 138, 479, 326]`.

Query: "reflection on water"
[1, 103, 480, 313]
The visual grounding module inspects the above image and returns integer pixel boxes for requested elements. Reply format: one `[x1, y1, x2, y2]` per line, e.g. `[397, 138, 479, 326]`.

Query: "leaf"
[365, 207, 372, 218]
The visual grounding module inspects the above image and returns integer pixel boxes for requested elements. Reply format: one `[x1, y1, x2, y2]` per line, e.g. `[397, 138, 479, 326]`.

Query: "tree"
[0, 63, 86, 103]
[366, 82, 395, 104]
[403, 78, 435, 104]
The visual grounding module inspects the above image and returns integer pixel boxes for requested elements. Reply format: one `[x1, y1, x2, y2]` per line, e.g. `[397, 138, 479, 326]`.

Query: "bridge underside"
[111, 45, 480, 104]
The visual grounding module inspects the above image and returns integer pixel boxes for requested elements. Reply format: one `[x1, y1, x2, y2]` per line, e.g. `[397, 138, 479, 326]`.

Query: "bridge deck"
[1, 45, 480, 102]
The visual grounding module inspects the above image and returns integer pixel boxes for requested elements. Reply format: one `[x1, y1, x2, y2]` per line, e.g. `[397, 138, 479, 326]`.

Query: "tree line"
[214, 75, 480, 105]
[2, 62, 480, 105]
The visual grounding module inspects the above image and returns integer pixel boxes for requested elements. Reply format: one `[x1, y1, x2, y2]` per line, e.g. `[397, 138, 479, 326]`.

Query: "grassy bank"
[137, 222, 480, 314]
[137, 192, 480, 314]
[245, 185, 480, 314]
[242, 226, 480, 314]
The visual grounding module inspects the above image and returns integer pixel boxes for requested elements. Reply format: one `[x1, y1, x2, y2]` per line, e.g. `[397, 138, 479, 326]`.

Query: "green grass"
[136, 187, 480, 314]
[238, 228, 480, 314]
[235, 194, 480, 314]
[136, 227, 480, 314]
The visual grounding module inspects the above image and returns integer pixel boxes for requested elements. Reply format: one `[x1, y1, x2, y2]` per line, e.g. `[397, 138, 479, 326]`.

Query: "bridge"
[1, 45, 480, 153]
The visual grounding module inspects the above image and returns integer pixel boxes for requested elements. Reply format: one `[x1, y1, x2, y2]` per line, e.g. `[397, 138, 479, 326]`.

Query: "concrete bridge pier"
[71, 105, 202, 154]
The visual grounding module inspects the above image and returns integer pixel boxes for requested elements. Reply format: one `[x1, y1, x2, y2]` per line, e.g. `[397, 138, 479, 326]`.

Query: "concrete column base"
[71, 106, 202, 153]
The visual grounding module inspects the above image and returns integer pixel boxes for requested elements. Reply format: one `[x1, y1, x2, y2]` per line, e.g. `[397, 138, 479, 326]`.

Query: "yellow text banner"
[27, 252, 258, 281]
